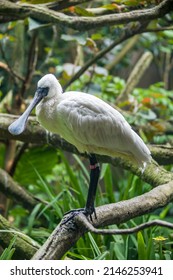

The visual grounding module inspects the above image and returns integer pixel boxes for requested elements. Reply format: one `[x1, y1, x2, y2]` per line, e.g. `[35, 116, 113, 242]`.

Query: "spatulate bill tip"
[8, 120, 25, 135]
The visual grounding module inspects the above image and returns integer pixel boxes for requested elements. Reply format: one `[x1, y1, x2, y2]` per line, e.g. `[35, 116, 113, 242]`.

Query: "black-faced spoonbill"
[8, 74, 151, 220]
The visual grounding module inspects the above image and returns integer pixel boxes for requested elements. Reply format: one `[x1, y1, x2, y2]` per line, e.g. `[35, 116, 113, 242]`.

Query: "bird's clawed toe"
[61, 207, 97, 225]
[84, 206, 97, 221]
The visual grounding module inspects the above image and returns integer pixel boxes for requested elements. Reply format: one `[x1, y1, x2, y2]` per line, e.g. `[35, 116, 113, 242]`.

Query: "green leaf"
[33, 169, 63, 217]
[113, 243, 126, 260]
[163, 30, 173, 39]
[137, 231, 147, 260]
[0, 144, 5, 168]
[87, 232, 101, 258]
[67, 251, 88, 260]
[122, 0, 140, 5]
[95, 251, 109, 260]
[137, 109, 156, 120]
[101, 164, 115, 203]
[91, 33, 103, 40]
[159, 45, 172, 54]
[27, 203, 42, 235]
[73, 154, 89, 180]
[102, 4, 119, 10]
[21, 0, 53, 3]
[14, 146, 57, 186]
[59, 151, 86, 207]
[74, 7, 94, 17]
[61, 33, 88, 46]
[28, 18, 50, 31]
[0, 236, 16, 260]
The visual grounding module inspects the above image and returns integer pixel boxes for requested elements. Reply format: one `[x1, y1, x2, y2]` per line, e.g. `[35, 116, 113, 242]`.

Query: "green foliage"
[0, 236, 16, 260]
[0, 1, 173, 260]
[61, 33, 88, 46]
[133, 83, 173, 120]
[14, 146, 57, 186]
[5, 149, 173, 260]
[137, 231, 147, 260]
[20, 0, 53, 3]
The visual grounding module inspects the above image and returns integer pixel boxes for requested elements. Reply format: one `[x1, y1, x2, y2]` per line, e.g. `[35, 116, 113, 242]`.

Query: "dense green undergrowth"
[1, 145, 173, 260]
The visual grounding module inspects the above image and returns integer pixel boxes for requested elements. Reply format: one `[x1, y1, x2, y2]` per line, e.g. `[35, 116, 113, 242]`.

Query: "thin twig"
[146, 25, 173, 32]
[9, 142, 28, 176]
[76, 214, 173, 235]
[20, 31, 38, 97]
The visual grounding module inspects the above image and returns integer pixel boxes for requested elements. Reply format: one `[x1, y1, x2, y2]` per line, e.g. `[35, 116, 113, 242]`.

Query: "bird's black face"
[8, 87, 49, 135]
[36, 86, 49, 98]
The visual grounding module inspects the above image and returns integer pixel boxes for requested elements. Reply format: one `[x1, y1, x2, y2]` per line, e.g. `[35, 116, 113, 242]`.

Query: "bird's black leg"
[84, 154, 100, 220]
[62, 154, 100, 224]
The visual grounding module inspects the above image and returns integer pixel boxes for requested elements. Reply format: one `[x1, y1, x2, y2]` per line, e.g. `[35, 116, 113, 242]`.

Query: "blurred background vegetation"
[0, 0, 173, 260]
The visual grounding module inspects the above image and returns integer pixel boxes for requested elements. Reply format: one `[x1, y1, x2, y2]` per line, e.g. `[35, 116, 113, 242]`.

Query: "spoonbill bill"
[8, 74, 151, 220]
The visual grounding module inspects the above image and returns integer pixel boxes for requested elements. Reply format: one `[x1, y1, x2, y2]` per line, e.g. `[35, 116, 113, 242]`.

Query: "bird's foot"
[84, 205, 97, 221]
[61, 207, 97, 225]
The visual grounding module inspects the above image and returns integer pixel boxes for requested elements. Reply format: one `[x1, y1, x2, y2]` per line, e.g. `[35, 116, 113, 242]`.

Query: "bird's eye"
[37, 87, 49, 97]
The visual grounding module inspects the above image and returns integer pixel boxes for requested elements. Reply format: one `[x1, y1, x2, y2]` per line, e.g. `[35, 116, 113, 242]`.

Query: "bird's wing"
[56, 92, 141, 156]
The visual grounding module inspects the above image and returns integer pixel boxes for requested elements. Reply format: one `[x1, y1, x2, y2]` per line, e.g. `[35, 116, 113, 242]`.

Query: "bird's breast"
[36, 99, 61, 134]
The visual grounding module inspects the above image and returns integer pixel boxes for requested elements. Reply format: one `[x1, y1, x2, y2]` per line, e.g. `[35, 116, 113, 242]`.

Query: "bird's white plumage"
[36, 74, 151, 169]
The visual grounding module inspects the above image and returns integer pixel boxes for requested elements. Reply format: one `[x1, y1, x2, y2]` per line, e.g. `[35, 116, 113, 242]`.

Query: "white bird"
[8, 74, 151, 220]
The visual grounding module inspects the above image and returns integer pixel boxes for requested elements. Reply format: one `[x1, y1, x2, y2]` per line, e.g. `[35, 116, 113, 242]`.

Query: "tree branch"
[0, 168, 44, 210]
[147, 25, 173, 32]
[76, 214, 173, 235]
[0, 214, 39, 259]
[1, 113, 173, 187]
[0, 0, 172, 30]
[116, 51, 153, 103]
[19, 31, 38, 98]
[32, 180, 173, 259]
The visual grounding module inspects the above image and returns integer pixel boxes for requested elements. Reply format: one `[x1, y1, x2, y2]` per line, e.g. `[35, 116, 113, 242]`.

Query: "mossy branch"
[0, 214, 40, 259]
[0, 0, 172, 30]
[1, 113, 173, 167]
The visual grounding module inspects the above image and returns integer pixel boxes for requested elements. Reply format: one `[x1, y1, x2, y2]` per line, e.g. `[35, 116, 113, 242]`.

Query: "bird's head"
[8, 74, 62, 135]
[37, 74, 63, 99]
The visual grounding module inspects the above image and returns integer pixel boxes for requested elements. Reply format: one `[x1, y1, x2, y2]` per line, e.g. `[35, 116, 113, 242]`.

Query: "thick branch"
[0, 214, 39, 259]
[32, 180, 173, 259]
[149, 144, 173, 166]
[1, 113, 173, 187]
[0, 168, 43, 210]
[0, 0, 172, 30]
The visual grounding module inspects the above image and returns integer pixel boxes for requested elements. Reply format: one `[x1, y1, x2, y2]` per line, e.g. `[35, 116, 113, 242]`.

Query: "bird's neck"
[56, 82, 63, 95]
